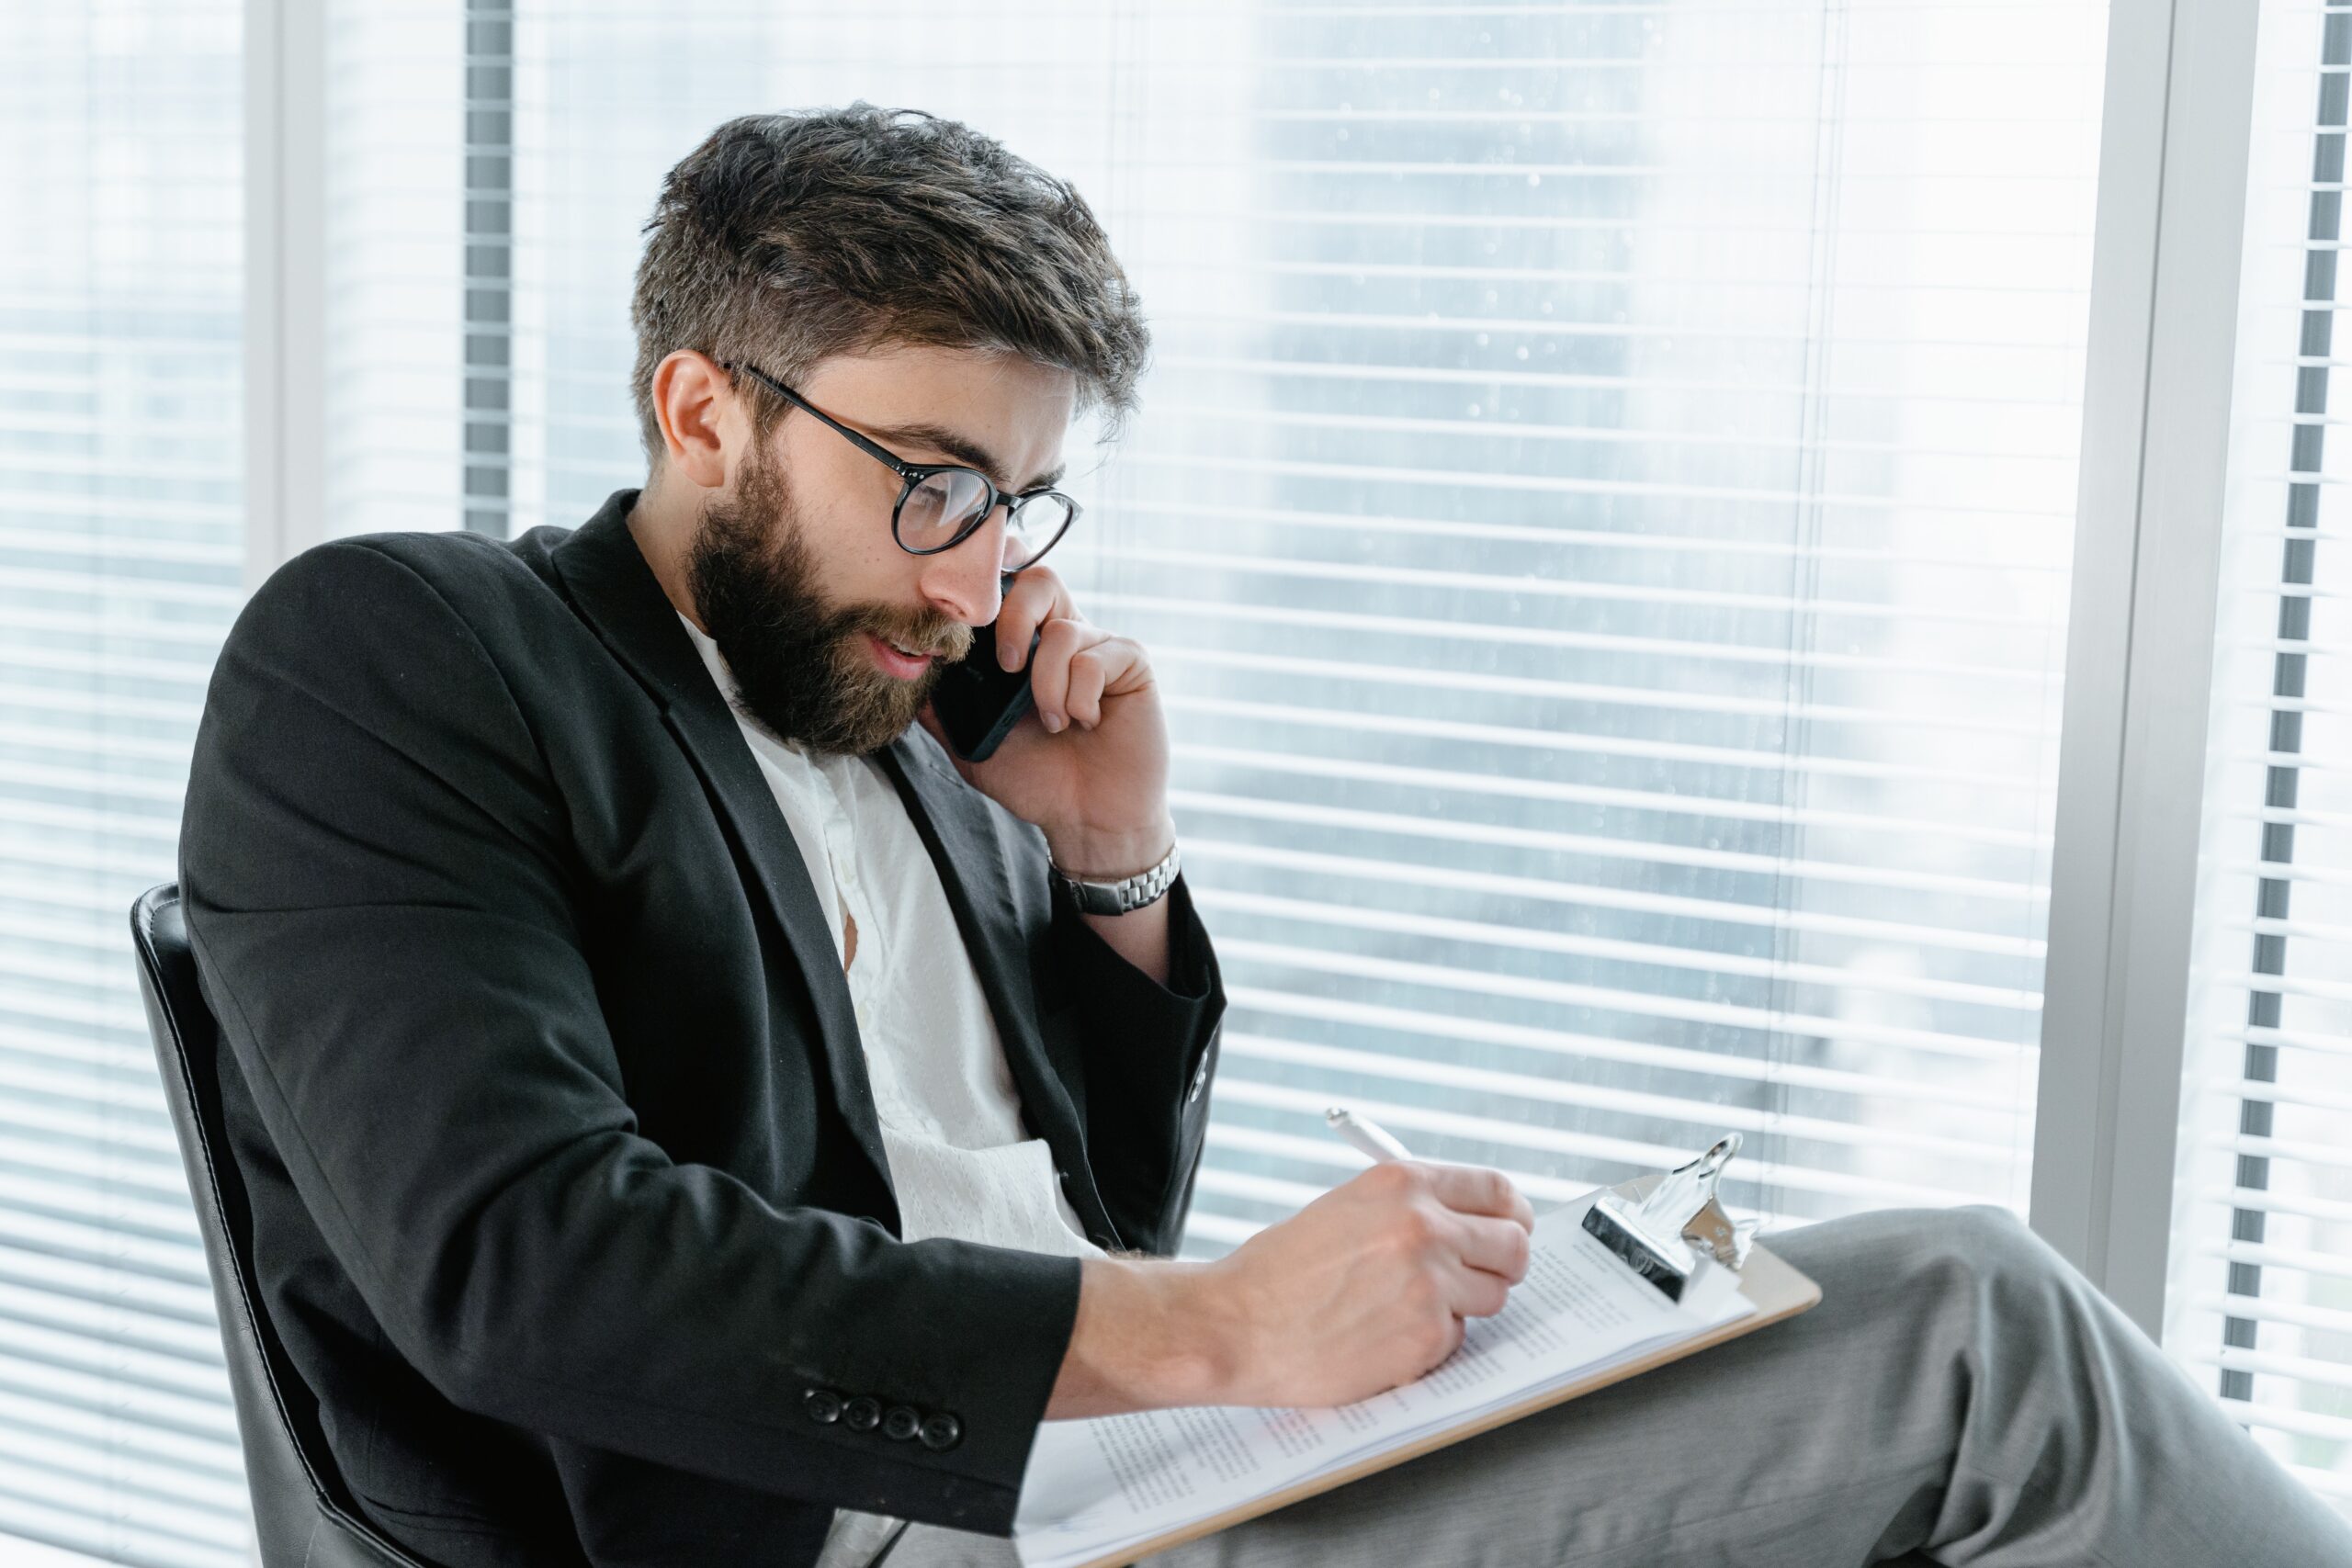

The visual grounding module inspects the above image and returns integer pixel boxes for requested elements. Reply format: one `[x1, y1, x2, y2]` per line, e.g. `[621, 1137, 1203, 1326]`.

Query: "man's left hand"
[914, 564, 1174, 877]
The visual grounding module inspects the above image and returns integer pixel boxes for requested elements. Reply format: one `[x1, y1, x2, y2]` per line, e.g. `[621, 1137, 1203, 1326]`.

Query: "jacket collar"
[547, 489, 1112, 1246]
[865, 730, 1118, 1249]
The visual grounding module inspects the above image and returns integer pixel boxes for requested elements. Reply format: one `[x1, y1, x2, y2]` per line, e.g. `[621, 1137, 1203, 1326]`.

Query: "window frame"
[2032, 0, 2267, 1337]
[243, 0, 329, 585]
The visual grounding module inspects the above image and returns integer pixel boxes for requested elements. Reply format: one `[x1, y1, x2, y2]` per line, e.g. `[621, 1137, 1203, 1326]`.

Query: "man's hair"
[629, 104, 1150, 468]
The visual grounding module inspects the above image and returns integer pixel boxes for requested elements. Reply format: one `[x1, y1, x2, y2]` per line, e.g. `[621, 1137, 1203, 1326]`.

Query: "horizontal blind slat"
[1199, 1078, 1991, 1207]
[1168, 693, 2039, 792]
[1220, 1033, 2018, 1162]
[1215, 936, 2038, 1061]
[1224, 985, 2025, 1110]
[1196, 886, 2041, 1010]
[1172, 756, 2052, 877]
[1185, 836, 2044, 958]
[1093, 591, 2056, 682]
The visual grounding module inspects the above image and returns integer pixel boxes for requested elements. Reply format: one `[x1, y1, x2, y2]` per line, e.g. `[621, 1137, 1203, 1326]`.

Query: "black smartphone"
[931, 577, 1043, 763]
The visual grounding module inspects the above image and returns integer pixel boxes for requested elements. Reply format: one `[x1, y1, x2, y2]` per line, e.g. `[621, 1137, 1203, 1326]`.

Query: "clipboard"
[1038, 1173, 1820, 1568]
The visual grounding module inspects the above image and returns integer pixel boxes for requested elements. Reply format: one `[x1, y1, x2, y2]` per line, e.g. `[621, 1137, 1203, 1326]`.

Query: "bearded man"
[176, 104, 2352, 1568]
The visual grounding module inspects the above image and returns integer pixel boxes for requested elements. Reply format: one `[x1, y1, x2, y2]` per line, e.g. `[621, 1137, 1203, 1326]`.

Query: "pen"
[1326, 1105, 1416, 1164]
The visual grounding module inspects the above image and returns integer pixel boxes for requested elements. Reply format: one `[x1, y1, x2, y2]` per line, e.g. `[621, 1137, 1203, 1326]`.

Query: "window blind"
[2171, 0, 2352, 1513]
[1079, 0, 2100, 1248]
[491, 0, 2107, 1253]
[0, 5, 254, 1566]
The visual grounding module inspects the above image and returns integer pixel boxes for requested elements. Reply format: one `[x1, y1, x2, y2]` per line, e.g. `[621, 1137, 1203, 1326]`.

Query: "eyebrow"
[863, 419, 1066, 492]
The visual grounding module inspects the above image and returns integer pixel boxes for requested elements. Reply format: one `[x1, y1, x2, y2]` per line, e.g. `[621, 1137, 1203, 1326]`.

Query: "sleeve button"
[802, 1388, 843, 1425]
[919, 1413, 963, 1451]
[882, 1404, 922, 1441]
[842, 1395, 883, 1433]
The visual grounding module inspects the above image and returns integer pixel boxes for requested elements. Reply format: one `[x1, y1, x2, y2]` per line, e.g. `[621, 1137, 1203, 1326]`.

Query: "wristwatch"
[1049, 839, 1182, 916]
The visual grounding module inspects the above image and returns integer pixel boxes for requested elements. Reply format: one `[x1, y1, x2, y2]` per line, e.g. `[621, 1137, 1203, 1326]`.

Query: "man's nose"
[919, 510, 1010, 626]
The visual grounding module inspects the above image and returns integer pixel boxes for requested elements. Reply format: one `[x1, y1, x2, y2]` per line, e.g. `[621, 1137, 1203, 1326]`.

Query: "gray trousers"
[885, 1204, 2352, 1568]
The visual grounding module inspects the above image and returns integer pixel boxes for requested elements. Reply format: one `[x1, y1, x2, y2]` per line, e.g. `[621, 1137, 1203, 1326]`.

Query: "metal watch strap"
[1050, 839, 1182, 916]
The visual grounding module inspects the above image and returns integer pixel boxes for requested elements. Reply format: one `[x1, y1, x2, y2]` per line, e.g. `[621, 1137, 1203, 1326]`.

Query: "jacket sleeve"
[177, 538, 1082, 1536]
[1047, 863, 1227, 1258]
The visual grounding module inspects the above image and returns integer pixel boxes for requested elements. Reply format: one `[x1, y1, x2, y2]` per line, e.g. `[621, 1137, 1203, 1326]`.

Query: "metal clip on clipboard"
[1581, 1133, 1761, 1315]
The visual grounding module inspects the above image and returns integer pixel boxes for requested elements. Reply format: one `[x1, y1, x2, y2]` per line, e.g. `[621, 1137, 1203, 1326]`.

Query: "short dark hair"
[629, 104, 1150, 468]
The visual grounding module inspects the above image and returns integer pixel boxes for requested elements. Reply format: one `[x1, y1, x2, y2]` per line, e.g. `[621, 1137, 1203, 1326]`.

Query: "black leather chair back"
[131, 883, 435, 1568]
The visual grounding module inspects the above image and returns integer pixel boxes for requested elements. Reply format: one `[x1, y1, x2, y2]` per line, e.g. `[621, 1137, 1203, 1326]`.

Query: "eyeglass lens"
[898, 469, 1072, 570]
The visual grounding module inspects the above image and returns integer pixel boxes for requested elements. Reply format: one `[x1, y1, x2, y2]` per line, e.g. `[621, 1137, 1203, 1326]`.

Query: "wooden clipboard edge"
[1048, 1236, 1820, 1568]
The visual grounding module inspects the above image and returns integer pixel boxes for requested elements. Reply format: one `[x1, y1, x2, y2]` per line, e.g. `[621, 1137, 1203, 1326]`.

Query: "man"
[178, 106, 2351, 1568]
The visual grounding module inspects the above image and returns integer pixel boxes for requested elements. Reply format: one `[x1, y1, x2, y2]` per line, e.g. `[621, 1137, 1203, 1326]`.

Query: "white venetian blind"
[1069, 0, 2103, 1249]
[484, 0, 2108, 1252]
[2170, 0, 2352, 1514]
[0, 4, 254, 1566]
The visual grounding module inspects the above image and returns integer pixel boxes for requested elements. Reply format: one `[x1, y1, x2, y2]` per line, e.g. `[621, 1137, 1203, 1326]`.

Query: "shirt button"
[842, 1395, 882, 1433]
[919, 1413, 963, 1451]
[803, 1388, 843, 1425]
[882, 1404, 922, 1441]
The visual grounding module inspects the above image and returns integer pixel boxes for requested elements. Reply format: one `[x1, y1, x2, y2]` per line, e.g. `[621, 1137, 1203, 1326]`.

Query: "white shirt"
[676, 615, 1102, 1567]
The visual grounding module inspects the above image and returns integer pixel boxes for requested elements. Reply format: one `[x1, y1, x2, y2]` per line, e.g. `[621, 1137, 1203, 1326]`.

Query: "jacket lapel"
[548, 490, 895, 1217]
[872, 732, 1121, 1250]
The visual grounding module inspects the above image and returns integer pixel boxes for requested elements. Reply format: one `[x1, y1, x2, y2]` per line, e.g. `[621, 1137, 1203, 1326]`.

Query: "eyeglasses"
[717, 358, 1080, 573]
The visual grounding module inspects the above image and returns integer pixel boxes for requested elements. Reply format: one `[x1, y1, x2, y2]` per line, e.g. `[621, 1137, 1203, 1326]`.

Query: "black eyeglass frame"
[716, 357, 1080, 570]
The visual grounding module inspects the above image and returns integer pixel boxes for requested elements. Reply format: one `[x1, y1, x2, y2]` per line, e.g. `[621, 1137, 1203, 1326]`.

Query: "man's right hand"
[1046, 1160, 1535, 1419]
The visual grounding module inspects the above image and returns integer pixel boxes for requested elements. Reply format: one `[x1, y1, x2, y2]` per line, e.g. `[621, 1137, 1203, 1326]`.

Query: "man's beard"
[685, 446, 973, 757]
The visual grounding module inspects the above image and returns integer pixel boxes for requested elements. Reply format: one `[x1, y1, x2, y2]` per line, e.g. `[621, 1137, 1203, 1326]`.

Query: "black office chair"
[131, 883, 435, 1568]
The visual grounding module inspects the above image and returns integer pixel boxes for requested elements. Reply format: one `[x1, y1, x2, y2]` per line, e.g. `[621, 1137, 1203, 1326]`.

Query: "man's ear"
[650, 351, 735, 491]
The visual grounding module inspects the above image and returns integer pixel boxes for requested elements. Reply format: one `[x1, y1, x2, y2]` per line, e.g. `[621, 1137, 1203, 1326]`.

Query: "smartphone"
[931, 577, 1043, 763]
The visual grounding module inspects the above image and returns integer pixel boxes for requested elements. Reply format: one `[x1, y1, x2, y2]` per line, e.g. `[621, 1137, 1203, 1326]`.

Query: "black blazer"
[175, 488, 1227, 1567]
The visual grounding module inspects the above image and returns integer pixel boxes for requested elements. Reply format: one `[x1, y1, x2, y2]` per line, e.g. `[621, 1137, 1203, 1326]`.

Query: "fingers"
[1443, 1210, 1534, 1287]
[1440, 1258, 1516, 1320]
[1025, 620, 1148, 734]
[1367, 1162, 1531, 1319]
[1059, 643, 1109, 729]
[993, 565, 1080, 671]
[1419, 1162, 1535, 1232]
[989, 565, 1133, 734]
[1023, 617, 1080, 729]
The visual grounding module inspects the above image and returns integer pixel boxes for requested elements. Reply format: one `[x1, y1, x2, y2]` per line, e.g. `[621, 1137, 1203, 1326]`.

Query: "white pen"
[1325, 1105, 1416, 1164]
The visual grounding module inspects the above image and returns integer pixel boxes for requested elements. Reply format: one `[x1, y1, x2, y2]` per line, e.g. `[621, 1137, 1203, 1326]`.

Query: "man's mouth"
[866, 633, 936, 679]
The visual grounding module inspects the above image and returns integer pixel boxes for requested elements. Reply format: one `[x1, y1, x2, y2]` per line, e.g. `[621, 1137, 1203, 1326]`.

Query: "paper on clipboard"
[1011, 1188, 1767, 1568]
